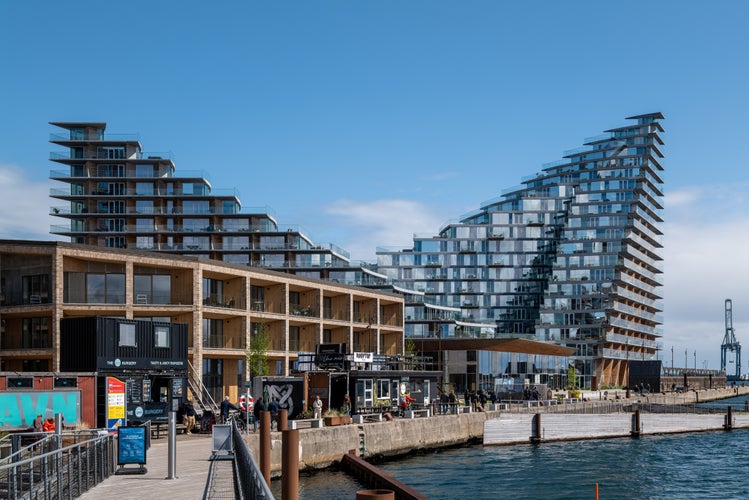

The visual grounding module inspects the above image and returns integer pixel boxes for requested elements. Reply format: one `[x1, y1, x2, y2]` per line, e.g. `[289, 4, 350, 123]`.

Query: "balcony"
[49, 132, 139, 142]
[323, 307, 350, 321]
[202, 294, 245, 310]
[202, 335, 246, 350]
[49, 151, 173, 161]
[290, 304, 319, 318]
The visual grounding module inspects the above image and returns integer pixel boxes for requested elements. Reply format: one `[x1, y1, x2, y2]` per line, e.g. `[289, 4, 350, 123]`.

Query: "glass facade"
[377, 113, 665, 389]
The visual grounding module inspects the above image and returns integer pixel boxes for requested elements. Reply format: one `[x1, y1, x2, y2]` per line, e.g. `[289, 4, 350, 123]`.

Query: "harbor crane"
[721, 298, 741, 381]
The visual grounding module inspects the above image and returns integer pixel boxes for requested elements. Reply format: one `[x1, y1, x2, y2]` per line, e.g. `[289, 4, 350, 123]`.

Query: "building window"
[22, 275, 49, 304]
[202, 318, 224, 348]
[135, 164, 153, 177]
[202, 358, 223, 402]
[104, 237, 126, 249]
[98, 146, 125, 159]
[22, 317, 50, 348]
[134, 273, 171, 304]
[289, 326, 300, 351]
[119, 323, 136, 347]
[135, 182, 153, 195]
[154, 326, 170, 348]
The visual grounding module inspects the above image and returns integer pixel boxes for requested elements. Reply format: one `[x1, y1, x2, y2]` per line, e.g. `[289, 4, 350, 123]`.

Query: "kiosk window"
[154, 326, 170, 348]
[119, 323, 136, 347]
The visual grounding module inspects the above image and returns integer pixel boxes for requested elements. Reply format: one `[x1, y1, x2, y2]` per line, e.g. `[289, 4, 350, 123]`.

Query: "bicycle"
[226, 410, 247, 431]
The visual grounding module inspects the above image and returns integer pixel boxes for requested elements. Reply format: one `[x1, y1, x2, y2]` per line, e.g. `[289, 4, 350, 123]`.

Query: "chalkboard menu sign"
[172, 378, 184, 399]
[118, 426, 147, 465]
[142, 379, 151, 402]
[126, 377, 142, 403]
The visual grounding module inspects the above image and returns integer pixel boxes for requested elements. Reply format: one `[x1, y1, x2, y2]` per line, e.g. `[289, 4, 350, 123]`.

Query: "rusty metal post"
[260, 410, 271, 483]
[278, 408, 288, 431]
[530, 413, 541, 443]
[725, 405, 733, 430]
[356, 490, 395, 500]
[282, 429, 299, 500]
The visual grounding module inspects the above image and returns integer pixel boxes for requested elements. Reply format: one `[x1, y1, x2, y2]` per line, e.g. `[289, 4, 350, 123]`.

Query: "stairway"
[187, 360, 220, 417]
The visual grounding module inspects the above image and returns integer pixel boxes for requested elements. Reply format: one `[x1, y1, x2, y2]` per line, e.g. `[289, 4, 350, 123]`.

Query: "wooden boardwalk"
[78, 432, 235, 500]
[485, 412, 749, 445]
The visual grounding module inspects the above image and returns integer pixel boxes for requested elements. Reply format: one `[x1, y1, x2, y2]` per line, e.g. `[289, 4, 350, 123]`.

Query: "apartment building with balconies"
[377, 113, 665, 390]
[48, 122, 365, 282]
[0, 240, 404, 402]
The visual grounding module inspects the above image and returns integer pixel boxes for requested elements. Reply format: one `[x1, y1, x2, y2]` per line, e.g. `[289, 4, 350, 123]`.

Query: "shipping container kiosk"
[60, 317, 188, 428]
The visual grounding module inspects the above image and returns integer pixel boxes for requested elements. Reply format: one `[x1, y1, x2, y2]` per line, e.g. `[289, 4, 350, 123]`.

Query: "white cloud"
[0, 163, 56, 240]
[324, 198, 448, 261]
[662, 185, 749, 370]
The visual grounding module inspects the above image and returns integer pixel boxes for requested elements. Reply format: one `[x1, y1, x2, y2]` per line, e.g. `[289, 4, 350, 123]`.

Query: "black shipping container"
[60, 317, 188, 425]
[60, 317, 188, 372]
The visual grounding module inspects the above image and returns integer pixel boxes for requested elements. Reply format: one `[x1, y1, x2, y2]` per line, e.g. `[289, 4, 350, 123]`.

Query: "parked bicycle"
[226, 410, 249, 431]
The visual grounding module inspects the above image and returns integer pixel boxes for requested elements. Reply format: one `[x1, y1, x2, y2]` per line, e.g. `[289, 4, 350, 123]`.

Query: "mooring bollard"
[260, 410, 271, 483]
[725, 405, 733, 430]
[281, 428, 299, 500]
[631, 409, 641, 437]
[530, 413, 542, 443]
[278, 408, 288, 431]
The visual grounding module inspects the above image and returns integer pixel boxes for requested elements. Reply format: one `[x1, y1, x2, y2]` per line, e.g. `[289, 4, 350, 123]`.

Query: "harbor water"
[275, 392, 749, 499]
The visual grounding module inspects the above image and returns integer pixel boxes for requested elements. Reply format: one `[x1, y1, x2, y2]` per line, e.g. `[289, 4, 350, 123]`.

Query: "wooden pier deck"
[485, 412, 749, 445]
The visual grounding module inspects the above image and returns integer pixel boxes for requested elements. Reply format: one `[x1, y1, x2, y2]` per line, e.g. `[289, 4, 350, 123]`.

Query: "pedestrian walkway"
[78, 432, 236, 500]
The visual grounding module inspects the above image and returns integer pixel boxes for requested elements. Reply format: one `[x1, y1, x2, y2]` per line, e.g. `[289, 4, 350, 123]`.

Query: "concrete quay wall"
[244, 411, 497, 475]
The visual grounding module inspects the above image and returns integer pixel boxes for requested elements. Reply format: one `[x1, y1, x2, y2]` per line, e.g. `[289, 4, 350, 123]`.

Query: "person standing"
[183, 400, 197, 434]
[253, 396, 266, 432]
[33, 414, 43, 433]
[313, 395, 323, 419]
[220, 396, 239, 423]
[268, 397, 280, 429]
[43, 417, 55, 432]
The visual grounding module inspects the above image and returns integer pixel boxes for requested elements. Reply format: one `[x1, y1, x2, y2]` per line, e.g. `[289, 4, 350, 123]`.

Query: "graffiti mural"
[0, 391, 81, 429]
[261, 379, 304, 418]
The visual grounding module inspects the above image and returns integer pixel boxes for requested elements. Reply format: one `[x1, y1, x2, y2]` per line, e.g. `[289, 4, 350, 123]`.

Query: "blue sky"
[1, 1, 748, 371]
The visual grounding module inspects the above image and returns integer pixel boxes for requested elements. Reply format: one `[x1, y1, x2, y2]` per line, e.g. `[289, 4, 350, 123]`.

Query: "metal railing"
[187, 360, 220, 419]
[231, 420, 273, 499]
[0, 431, 115, 499]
